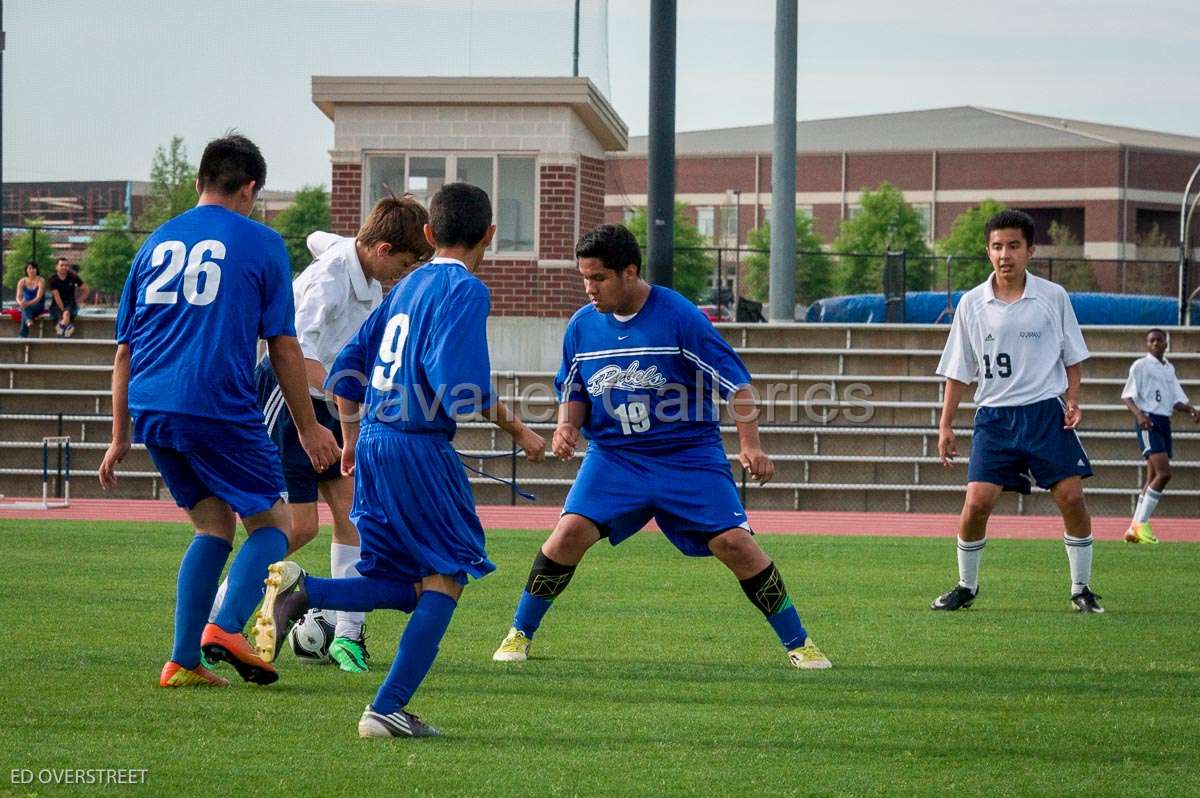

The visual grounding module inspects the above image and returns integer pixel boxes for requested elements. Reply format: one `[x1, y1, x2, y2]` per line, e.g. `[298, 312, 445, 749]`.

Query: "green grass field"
[1, 519, 1197, 797]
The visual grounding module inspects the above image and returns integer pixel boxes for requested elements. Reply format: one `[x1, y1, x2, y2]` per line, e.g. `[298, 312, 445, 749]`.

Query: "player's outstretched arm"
[267, 335, 340, 472]
[729, 387, 773, 484]
[1062, 364, 1083, 429]
[551, 400, 587, 461]
[99, 344, 131, 489]
[484, 400, 546, 462]
[938, 379, 968, 466]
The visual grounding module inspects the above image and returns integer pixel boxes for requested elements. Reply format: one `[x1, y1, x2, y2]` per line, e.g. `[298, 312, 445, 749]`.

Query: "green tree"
[81, 213, 138, 294]
[624, 203, 713, 302]
[935, 199, 1006, 289]
[270, 186, 333, 272]
[742, 212, 833, 305]
[3, 219, 54, 291]
[833, 182, 932, 293]
[1046, 220, 1097, 291]
[137, 136, 198, 234]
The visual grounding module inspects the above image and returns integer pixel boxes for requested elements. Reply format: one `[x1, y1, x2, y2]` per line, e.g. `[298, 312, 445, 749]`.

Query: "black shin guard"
[739, 561, 789, 617]
[525, 551, 577, 599]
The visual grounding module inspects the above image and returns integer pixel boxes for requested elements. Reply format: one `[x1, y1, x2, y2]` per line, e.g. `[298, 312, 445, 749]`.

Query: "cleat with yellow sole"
[254, 561, 310, 664]
[160, 660, 230, 688]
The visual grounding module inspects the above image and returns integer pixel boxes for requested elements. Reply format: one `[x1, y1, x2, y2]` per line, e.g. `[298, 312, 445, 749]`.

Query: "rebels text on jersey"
[937, 273, 1089, 407]
[555, 286, 751, 450]
[115, 205, 295, 425]
[326, 258, 494, 438]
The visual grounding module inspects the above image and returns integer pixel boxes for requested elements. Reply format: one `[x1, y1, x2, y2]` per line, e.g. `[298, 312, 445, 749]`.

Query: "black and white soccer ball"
[288, 608, 336, 664]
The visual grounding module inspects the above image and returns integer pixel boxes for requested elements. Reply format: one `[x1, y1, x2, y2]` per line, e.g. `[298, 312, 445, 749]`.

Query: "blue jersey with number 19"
[115, 204, 295, 425]
[556, 285, 752, 451]
[326, 257, 495, 439]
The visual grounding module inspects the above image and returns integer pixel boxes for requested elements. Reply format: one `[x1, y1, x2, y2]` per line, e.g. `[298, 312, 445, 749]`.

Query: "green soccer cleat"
[329, 635, 370, 673]
[787, 638, 832, 670]
[492, 628, 531, 662]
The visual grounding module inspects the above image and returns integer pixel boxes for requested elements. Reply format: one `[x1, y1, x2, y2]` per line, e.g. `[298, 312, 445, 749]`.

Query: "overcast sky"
[7, 0, 1199, 190]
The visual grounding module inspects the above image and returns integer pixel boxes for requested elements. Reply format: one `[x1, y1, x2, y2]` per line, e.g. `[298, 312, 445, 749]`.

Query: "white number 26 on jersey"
[144, 240, 225, 306]
[371, 313, 411, 391]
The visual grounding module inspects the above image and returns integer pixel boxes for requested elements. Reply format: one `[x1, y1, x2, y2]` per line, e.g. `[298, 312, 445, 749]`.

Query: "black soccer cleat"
[1071, 587, 1105, 614]
[931, 584, 978, 611]
[254, 561, 310, 663]
[358, 705, 441, 738]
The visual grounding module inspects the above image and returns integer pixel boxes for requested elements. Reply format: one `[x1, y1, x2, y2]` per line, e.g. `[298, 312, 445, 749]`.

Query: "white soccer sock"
[1133, 488, 1162, 523]
[1064, 534, 1093, 593]
[330, 542, 365, 639]
[208, 578, 229, 624]
[956, 537, 985, 591]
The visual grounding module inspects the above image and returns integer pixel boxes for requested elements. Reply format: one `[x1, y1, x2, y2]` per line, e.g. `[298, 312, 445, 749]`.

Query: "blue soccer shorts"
[255, 360, 343, 504]
[967, 397, 1093, 493]
[350, 426, 495, 586]
[1136, 413, 1173, 459]
[563, 441, 751, 557]
[136, 413, 287, 519]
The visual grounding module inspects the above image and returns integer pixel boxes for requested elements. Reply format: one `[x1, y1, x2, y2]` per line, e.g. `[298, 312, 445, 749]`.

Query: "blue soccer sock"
[213, 526, 287, 634]
[372, 590, 458, 715]
[739, 562, 808, 649]
[171, 534, 232, 669]
[305, 575, 417, 613]
[511, 550, 577, 638]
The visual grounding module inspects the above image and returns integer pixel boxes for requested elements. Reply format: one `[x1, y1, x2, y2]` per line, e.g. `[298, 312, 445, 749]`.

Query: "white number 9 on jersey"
[371, 312, 411, 391]
[145, 240, 225, 305]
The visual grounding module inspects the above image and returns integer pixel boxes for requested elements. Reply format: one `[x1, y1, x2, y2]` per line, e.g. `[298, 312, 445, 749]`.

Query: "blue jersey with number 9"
[326, 258, 495, 439]
[115, 205, 295, 425]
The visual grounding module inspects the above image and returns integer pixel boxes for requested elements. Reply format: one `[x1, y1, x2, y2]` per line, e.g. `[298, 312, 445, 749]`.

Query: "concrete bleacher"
[2, 314, 1197, 517]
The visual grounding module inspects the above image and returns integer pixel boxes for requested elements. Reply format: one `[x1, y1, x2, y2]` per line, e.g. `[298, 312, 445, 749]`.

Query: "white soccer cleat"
[492, 628, 531, 662]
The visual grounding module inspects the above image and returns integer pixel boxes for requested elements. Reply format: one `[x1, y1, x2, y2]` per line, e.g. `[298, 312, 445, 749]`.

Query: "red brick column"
[579, 156, 606, 236]
[539, 164, 577, 261]
[331, 163, 362, 236]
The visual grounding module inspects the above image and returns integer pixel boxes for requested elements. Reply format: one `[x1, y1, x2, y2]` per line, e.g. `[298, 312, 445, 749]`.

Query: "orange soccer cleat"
[200, 623, 279, 685]
[159, 660, 231, 688]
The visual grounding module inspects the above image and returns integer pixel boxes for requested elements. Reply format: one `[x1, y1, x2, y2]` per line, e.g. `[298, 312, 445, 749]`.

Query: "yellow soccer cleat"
[159, 660, 230, 688]
[492, 628, 531, 662]
[787, 639, 832, 670]
[1124, 522, 1158, 545]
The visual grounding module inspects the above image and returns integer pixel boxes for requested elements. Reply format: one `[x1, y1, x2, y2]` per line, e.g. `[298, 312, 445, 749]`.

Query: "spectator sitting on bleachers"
[16, 261, 47, 338]
[48, 258, 89, 338]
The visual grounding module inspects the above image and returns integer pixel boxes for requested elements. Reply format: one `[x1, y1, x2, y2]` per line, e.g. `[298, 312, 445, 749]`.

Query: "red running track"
[0, 498, 1196, 541]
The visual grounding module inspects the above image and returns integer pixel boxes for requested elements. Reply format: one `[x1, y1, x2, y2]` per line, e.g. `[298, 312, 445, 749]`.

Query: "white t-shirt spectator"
[1121, 354, 1189, 416]
[937, 273, 1089, 407]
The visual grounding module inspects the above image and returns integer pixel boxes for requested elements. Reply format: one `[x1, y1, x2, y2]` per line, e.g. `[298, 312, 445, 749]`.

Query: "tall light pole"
[1179, 162, 1200, 325]
[768, 0, 797, 322]
[646, 0, 676, 289]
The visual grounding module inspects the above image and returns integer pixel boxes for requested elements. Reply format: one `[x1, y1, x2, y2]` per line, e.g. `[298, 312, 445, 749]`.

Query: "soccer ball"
[288, 608, 336, 664]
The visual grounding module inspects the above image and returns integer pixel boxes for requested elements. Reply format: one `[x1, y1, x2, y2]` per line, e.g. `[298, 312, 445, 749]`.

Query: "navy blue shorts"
[1136, 413, 1172, 459]
[350, 427, 494, 586]
[135, 412, 287, 519]
[967, 397, 1093, 493]
[563, 441, 750, 558]
[255, 360, 344, 504]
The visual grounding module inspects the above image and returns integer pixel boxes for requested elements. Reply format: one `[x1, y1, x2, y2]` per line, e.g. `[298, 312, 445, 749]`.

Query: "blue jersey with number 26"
[115, 205, 295, 425]
[556, 285, 751, 451]
[327, 258, 495, 439]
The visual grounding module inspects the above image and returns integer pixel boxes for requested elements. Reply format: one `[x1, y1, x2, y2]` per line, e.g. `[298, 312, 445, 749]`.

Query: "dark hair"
[983, 209, 1036, 247]
[1146, 328, 1167, 339]
[358, 195, 434, 260]
[25, 261, 39, 273]
[575, 224, 641, 274]
[428, 183, 492, 248]
[197, 133, 267, 196]
[56, 257, 68, 264]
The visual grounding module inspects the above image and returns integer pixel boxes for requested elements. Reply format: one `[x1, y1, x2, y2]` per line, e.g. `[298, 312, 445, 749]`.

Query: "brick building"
[606, 106, 1200, 276]
[312, 76, 627, 317]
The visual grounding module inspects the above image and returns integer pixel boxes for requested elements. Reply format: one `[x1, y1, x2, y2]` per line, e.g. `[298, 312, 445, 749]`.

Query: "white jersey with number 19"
[937, 272, 1089, 408]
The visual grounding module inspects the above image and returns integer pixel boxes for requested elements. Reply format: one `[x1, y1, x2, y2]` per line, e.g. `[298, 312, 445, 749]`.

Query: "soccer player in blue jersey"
[932, 209, 1102, 613]
[491, 224, 831, 670]
[254, 182, 546, 737]
[98, 134, 340, 688]
[207, 196, 433, 674]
